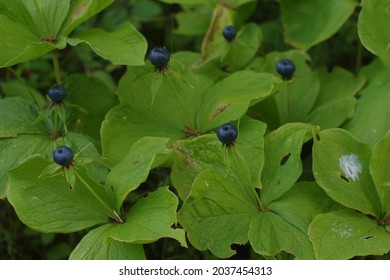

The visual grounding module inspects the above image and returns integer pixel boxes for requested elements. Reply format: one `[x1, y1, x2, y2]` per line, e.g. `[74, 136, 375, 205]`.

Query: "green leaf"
[179, 171, 331, 258]
[261, 123, 315, 205]
[306, 97, 356, 130]
[102, 67, 201, 163]
[313, 129, 381, 217]
[7, 156, 110, 233]
[151, 73, 164, 105]
[0, 0, 115, 67]
[178, 169, 257, 258]
[281, 0, 358, 50]
[359, 59, 390, 93]
[0, 135, 52, 198]
[309, 209, 390, 259]
[0, 11, 64, 67]
[305, 67, 365, 129]
[0, 80, 47, 109]
[60, 0, 115, 36]
[171, 119, 266, 199]
[0, 97, 47, 138]
[106, 137, 172, 208]
[343, 82, 390, 147]
[102, 105, 184, 165]
[315, 67, 366, 106]
[249, 183, 329, 260]
[69, 224, 145, 260]
[109, 187, 186, 247]
[67, 24, 147, 66]
[21, 0, 70, 38]
[370, 131, 390, 212]
[0, 0, 38, 35]
[358, 0, 390, 69]
[65, 74, 118, 141]
[197, 71, 275, 131]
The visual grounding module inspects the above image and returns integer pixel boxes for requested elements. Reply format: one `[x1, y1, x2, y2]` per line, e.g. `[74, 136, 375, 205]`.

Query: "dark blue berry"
[149, 46, 170, 70]
[53, 146, 74, 167]
[222, 26, 237, 42]
[276, 59, 296, 80]
[217, 123, 238, 146]
[48, 85, 67, 103]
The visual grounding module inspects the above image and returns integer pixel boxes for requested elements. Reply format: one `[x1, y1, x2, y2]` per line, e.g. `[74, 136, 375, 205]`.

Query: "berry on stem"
[48, 85, 67, 103]
[217, 123, 238, 147]
[149, 46, 170, 71]
[53, 146, 74, 167]
[276, 59, 296, 80]
[222, 26, 237, 42]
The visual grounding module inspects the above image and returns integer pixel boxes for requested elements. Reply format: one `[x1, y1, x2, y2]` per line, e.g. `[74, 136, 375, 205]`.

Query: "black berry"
[222, 26, 237, 42]
[217, 123, 238, 146]
[53, 146, 74, 167]
[48, 85, 67, 103]
[149, 46, 170, 70]
[276, 59, 296, 80]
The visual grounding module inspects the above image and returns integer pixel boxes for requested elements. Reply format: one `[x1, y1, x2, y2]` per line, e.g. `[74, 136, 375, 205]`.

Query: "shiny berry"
[217, 123, 238, 146]
[223, 26, 237, 42]
[53, 146, 74, 167]
[149, 46, 170, 70]
[276, 59, 296, 80]
[48, 85, 67, 103]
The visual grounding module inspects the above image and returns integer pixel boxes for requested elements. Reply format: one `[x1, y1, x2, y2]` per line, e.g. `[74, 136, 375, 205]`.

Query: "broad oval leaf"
[67, 24, 147, 66]
[309, 209, 390, 259]
[370, 130, 390, 213]
[197, 71, 275, 131]
[109, 187, 186, 247]
[358, 0, 390, 69]
[0, 14, 59, 67]
[102, 66, 203, 163]
[106, 137, 172, 208]
[281, 0, 358, 50]
[0, 97, 47, 138]
[312, 129, 381, 217]
[60, 0, 115, 36]
[261, 123, 315, 205]
[69, 224, 145, 260]
[7, 156, 112, 233]
[306, 67, 365, 129]
[343, 82, 390, 147]
[178, 169, 258, 258]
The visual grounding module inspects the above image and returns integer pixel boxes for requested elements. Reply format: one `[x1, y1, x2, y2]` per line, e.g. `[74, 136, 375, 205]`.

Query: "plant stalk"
[52, 52, 62, 85]
[73, 169, 123, 223]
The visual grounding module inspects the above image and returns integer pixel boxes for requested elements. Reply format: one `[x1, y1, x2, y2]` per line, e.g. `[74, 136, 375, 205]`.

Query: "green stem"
[73, 169, 123, 223]
[286, 82, 292, 122]
[165, 72, 193, 126]
[355, 41, 363, 76]
[53, 108, 59, 132]
[52, 52, 62, 85]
